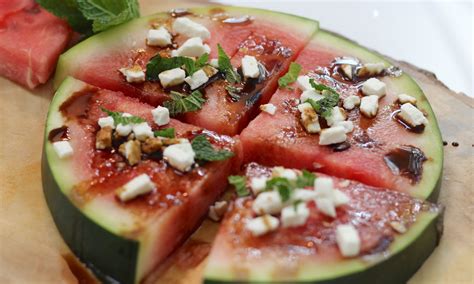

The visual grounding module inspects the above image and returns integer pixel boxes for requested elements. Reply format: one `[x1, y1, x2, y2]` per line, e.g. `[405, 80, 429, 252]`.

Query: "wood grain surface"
[0, 1, 472, 283]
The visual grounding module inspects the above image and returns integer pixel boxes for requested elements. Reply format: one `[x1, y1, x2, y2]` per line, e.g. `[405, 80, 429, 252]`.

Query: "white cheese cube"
[326, 107, 347, 127]
[122, 113, 133, 117]
[296, 75, 313, 91]
[172, 37, 209, 57]
[362, 62, 385, 75]
[116, 123, 133, 136]
[98, 116, 115, 129]
[398, 103, 428, 127]
[52, 141, 74, 159]
[340, 64, 353, 79]
[314, 177, 334, 196]
[334, 120, 354, 133]
[245, 215, 279, 236]
[343, 95, 361, 110]
[272, 167, 297, 181]
[336, 224, 361, 257]
[241, 55, 260, 79]
[151, 106, 170, 126]
[184, 69, 209, 90]
[117, 174, 156, 202]
[360, 95, 379, 118]
[397, 94, 417, 105]
[250, 176, 268, 195]
[209, 58, 219, 68]
[300, 89, 323, 103]
[132, 122, 154, 141]
[208, 200, 228, 222]
[204, 44, 211, 54]
[361, 78, 386, 98]
[172, 17, 210, 40]
[163, 142, 196, 172]
[319, 126, 347, 145]
[158, 67, 185, 88]
[121, 140, 141, 166]
[333, 189, 350, 206]
[281, 202, 310, 228]
[119, 66, 145, 83]
[260, 103, 277, 115]
[146, 27, 172, 47]
[292, 189, 318, 202]
[315, 197, 336, 217]
[298, 102, 321, 134]
[252, 191, 283, 215]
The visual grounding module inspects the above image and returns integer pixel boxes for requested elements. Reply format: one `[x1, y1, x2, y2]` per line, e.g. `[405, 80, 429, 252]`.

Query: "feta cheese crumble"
[361, 78, 386, 98]
[272, 167, 297, 181]
[246, 215, 279, 236]
[146, 27, 172, 47]
[151, 106, 170, 126]
[281, 202, 310, 228]
[163, 142, 195, 172]
[119, 65, 145, 83]
[158, 67, 186, 88]
[132, 122, 154, 141]
[241, 55, 260, 79]
[319, 126, 347, 145]
[296, 75, 313, 91]
[260, 103, 277, 115]
[398, 103, 428, 127]
[117, 174, 156, 202]
[334, 120, 354, 133]
[52, 141, 74, 159]
[119, 140, 141, 165]
[184, 69, 209, 90]
[360, 95, 379, 118]
[252, 191, 283, 215]
[98, 116, 115, 129]
[171, 37, 210, 57]
[397, 93, 417, 105]
[116, 123, 133, 136]
[342, 95, 361, 110]
[298, 102, 321, 133]
[250, 176, 268, 194]
[300, 89, 323, 103]
[325, 107, 347, 127]
[172, 17, 210, 40]
[336, 224, 361, 257]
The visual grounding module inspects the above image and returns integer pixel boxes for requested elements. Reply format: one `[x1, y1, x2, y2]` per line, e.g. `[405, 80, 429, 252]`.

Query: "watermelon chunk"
[240, 30, 443, 199]
[42, 77, 242, 283]
[0, 2, 71, 88]
[54, 7, 318, 135]
[204, 163, 442, 283]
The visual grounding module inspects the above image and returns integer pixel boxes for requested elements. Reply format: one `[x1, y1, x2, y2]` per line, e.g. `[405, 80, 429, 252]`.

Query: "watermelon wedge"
[0, 1, 71, 89]
[240, 30, 443, 199]
[42, 77, 242, 283]
[53, 7, 318, 135]
[204, 163, 443, 283]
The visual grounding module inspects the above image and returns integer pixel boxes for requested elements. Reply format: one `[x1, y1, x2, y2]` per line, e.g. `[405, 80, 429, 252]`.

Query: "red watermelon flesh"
[59, 14, 254, 106]
[0, 0, 33, 21]
[0, 2, 71, 89]
[240, 42, 429, 193]
[56, 81, 242, 277]
[205, 163, 440, 279]
[183, 23, 312, 136]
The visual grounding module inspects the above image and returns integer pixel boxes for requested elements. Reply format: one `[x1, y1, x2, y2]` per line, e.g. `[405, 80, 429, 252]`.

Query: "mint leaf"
[191, 135, 234, 162]
[37, 0, 92, 34]
[146, 54, 209, 81]
[266, 177, 292, 202]
[278, 62, 302, 88]
[154, 128, 175, 138]
[306, 80, 340, 118]
[296, 170, 316, 188]
[225, 85, 243, 102]
[309, 78, 339, 94]
[76, 0, 140, 33]
[163, 91, 206, 116]
[217, 44, 241, 83]
[228, 175, 249, 197]
[100, 107, 145, 126]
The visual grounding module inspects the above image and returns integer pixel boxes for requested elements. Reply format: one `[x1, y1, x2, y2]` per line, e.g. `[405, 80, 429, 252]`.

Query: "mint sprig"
[217, 44, 241, 83]
[266, 177, 292, 202]
[154, 128, 175, 138]
[278, 62, 302, 88]
[191, 135, 234, 162]
[228, 175, 249, 197]
[146, 54, 209, 81]
[163, 91, 206, 116]
[307, 79, 340, 118]
[100, 107, 145, 126]
[296, 170, 317, 188]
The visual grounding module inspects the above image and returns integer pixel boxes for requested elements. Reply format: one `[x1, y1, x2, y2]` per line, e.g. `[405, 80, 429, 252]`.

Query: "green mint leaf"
[217, 44, 241, 83]
[225, 85, 243, 102]
[154, 128, 175, 138]
[191, 135, 234, 162]
[266, 177, 292, 202]
[76, 0, 140, 33]
[307, 88, 340, 119]
[228, 175, 249, 197]
[163, 91, 206, 116]
[293, 199, 303, 211]
[37, 0, 93, 34]
[309, 78, 338, 94]
[100, 107, 145, 126]
[278, 62, 302, 88]
[296, 170, 317, 188]
[146, 54, 210, 81]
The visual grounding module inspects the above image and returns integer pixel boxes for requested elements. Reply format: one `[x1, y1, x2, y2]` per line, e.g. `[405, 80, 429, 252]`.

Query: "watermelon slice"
[0, 1, 71, 89]
[204, 163, 443, 283]
[42, 77, 242, 283]
[240, 30, 443, 199]
[53, 7, 318, 135]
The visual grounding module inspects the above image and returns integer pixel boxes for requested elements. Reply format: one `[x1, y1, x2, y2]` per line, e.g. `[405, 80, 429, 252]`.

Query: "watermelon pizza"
[40, 6, 443, 284]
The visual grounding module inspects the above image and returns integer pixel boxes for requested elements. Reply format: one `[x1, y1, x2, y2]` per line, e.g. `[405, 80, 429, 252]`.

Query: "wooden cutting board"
[0, 1, 472, 283]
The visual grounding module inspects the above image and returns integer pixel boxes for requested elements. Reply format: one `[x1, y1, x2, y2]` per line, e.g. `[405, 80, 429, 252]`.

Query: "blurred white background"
[212, 0, 473, 97]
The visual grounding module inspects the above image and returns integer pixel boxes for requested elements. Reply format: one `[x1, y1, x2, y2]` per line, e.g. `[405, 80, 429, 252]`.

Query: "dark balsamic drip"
[330, 56, 402, 84]
[391, 110, 425, 133]
[383, 145, 427, 183]
[332, 141, 351, 152]
[48, 126, 70, 142]
[59, 87, 98, 121]
[442, 141, 448, 146]
[169, 8, 192, 17]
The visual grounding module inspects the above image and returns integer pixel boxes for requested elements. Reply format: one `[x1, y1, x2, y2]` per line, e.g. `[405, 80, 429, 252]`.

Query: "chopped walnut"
[119, 140, 142, 166]
[95, 126, 113, 150]
[208, 201, 228, 222]
[141, 137, 163, 154]
[202, 65, 219, 77]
